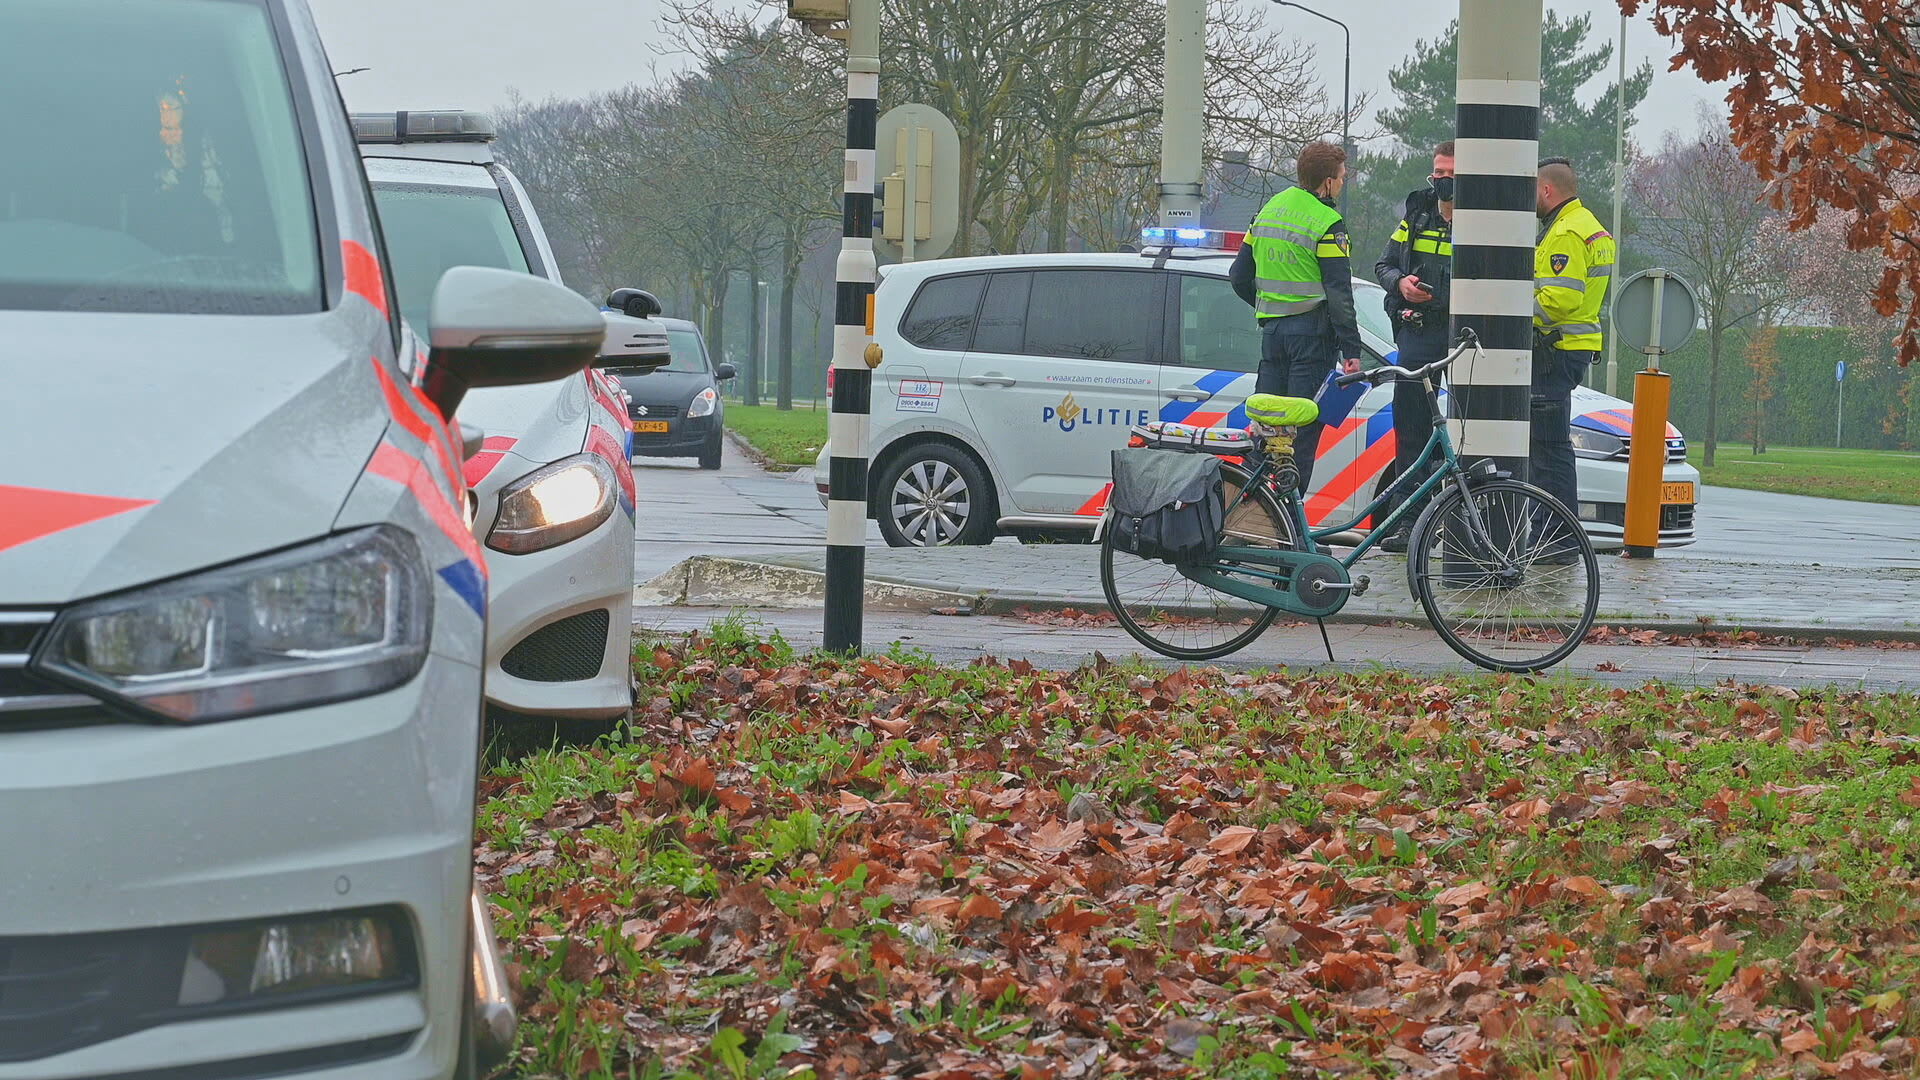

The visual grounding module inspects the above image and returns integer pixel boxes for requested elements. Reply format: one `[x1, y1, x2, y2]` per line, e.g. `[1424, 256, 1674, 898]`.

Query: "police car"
[358, 110, 647, 726]
[0, 3, 603, 1075]
[813, 228, 1700, 550]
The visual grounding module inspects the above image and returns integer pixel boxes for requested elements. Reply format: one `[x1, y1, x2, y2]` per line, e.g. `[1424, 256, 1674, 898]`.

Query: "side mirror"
[714, 363, 738, 381]
[606, 287, 663, 319]
[423, 267, 605, 417]
[596, 312, 672, 374]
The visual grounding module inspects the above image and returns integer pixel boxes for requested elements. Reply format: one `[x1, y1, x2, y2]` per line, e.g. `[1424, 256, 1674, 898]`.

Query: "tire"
[1407, 477, 1599, 673]
[698, 435, 722, 470]
[875, 444, 997, 547]
[1101, 462, 1299, 661]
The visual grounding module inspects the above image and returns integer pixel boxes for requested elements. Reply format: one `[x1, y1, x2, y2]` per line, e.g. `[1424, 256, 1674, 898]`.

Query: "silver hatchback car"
[0, 2, 601, 1076]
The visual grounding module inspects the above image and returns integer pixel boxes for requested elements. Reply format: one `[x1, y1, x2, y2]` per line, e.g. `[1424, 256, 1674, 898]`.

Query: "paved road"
[1676, 485, 1920, 569]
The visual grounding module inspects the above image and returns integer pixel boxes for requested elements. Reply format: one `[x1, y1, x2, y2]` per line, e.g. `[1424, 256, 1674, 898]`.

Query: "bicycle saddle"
[1244, 393, 1319, 428]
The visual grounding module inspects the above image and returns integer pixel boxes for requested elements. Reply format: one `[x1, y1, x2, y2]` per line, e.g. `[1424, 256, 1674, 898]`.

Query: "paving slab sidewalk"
[662, 542, 1920, 639]
[632, 606, 1920, 691]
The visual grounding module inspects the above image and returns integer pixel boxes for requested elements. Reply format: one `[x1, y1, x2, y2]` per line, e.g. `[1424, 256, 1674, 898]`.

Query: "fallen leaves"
[476, 631, 1920, 1080]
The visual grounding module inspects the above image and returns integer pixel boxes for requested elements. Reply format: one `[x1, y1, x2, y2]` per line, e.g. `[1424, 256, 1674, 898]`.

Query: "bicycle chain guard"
[1180, 545, 1352, 619]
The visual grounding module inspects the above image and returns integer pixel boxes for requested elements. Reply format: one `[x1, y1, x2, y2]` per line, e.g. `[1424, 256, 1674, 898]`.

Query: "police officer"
[1532, 158, 1616, 556]
[1230, 141, 1364, 495]
[1372, 140, 1456, 551]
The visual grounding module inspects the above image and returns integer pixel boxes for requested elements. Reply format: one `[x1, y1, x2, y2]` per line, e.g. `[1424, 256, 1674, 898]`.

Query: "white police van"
[814, 229, 1701, 550]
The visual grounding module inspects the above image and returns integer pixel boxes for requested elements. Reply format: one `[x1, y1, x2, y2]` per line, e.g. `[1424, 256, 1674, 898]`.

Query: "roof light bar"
[351, 110, 498, 145]
[1139, 227, 1245, 252]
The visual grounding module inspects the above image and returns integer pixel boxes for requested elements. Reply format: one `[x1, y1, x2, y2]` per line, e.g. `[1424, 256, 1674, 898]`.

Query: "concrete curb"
[635, 555, 981, 613]
[637, 555, 1920, 644]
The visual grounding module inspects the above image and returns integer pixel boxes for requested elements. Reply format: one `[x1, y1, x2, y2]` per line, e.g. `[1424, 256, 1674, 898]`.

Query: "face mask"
[1431, 175, 1456, 202]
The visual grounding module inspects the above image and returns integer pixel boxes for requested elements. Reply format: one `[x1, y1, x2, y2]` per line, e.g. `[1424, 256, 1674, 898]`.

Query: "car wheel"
[698, 434, 723, 470]
[876, 445, 996, 547]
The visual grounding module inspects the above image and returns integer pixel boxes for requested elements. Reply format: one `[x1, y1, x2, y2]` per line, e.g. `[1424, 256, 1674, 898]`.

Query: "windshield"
[1352, 281, 1395, 350]
[664, 329, 712, 374]
[371, 183, 530, 335]
[0, 0, 321, 315]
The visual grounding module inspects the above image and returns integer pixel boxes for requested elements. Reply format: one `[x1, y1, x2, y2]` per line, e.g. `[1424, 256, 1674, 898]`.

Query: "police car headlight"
[36, 527, 431, 723]
[1570, 427, 1626, 460]
[486, 453, 615, 554]
[687, 387, 719, 418]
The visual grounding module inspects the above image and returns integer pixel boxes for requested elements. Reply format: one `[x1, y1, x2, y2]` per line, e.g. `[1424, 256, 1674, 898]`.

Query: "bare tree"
[1630, 114, 1795, 465]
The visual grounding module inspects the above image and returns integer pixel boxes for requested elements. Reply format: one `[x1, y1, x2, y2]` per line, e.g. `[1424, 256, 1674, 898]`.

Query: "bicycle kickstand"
[1316, 618, 1335, 664]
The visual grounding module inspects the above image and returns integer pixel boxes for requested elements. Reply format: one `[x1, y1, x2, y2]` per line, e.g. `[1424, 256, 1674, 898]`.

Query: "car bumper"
[0, 662, 480, 1078]
[1575, 458, 1702, 549]
[630, 414, 717, 458]
[484, 510, 634, 719]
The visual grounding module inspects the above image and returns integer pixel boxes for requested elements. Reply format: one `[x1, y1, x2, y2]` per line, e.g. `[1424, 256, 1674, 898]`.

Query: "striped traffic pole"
[824, 0, 880, 655]
[1450, 0, 1542, 482]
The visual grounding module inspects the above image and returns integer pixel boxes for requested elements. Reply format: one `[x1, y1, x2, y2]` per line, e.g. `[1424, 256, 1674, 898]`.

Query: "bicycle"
[1098, 330, 1600, 673]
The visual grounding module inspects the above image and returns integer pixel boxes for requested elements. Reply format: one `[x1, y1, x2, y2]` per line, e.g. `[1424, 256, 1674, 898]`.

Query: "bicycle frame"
[1232, 374, 1472, 573]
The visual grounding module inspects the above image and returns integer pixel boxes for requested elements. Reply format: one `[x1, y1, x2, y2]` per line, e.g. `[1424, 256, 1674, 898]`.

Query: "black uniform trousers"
[1530, 345, 1596, 548]
[1381, 320, 1449, 533]
[1256, 308, 1336, 495]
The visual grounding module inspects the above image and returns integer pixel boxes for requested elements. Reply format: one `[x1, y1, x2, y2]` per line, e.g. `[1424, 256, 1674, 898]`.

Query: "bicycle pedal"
[1351, 574, 1371, 598]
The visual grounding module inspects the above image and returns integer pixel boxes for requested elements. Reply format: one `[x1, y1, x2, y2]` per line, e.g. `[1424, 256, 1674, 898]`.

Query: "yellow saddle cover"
[1245, 393, 1319, 428]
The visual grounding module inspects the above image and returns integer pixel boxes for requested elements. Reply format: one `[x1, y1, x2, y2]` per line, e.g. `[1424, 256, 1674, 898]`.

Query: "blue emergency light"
[1138, 227, 1246, 251]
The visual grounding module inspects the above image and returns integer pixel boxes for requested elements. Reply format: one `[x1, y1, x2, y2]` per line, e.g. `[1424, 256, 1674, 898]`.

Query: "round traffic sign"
[1610, 269, 1699, 356]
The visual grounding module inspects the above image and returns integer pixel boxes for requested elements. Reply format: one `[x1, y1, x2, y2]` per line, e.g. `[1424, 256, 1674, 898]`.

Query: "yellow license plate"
[1661, 481, 1695, 505]
[633, 420, 670, 433]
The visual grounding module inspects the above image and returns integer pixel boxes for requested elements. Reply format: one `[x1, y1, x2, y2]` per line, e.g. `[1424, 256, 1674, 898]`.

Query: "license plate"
[633, 420, 669, 433]
[1661, 481, 1695, 505]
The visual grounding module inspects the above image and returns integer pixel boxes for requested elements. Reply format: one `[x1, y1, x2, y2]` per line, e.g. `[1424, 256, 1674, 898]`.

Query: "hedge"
[1614, 325, 1919, 451]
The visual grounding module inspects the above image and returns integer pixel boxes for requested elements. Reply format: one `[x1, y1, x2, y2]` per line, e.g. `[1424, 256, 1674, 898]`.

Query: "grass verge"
[724, 404, 829, 468]
[479, 622, 1920, 1079]
[1693, 444, 1920, 505]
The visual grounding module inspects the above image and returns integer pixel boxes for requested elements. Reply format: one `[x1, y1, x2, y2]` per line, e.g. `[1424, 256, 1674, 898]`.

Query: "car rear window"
[0, 0, 322, 315]
[371, 184, 531, 335]
[1021, 271, 1159, 364]
[900, 275, 985, 351]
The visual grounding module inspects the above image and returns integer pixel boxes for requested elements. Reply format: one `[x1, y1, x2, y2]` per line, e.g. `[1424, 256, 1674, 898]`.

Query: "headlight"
[1570, 426, 1625, 460]
[486, 452, 615, 554]
[38, 527, 431, 723]
[688, 387, 718, 418]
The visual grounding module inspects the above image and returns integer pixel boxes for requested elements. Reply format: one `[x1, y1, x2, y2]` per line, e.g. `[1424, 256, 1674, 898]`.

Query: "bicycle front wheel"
[1408, 478, 1599, 672]
[1100, 464, 1299, 661]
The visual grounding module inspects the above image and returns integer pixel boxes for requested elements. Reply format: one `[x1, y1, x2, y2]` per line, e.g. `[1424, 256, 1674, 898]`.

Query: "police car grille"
[630, 403, 681, 419]
[0, 613, 96, 726]
[501, 610, 610, 683]
[0, 931, 172, 1062]
[1615, 434, 1689, 463]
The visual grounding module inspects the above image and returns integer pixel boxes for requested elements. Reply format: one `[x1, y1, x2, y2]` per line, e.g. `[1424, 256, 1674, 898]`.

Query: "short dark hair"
[1434, 140, 1456, 159]
[1297, 141, 1347, 190]
[1538, 158, 1579, 196]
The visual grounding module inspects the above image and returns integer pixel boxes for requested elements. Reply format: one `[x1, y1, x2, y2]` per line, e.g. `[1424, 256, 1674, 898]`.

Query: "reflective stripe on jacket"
[1249, 186, 1345, 319]
[1534, 197, 1616, 351]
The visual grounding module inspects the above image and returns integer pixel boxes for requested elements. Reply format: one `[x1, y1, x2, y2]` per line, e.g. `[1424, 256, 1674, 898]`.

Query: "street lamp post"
[1271, 1, 1350, 217]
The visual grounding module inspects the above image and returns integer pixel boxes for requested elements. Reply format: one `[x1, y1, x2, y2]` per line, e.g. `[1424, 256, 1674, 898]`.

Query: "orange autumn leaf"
[958, 893, 1004, 922]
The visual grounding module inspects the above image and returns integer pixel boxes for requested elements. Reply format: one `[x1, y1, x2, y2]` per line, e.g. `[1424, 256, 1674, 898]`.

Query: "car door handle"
[968, 375, 1017, 387]
[1164, 385, 1207, 401]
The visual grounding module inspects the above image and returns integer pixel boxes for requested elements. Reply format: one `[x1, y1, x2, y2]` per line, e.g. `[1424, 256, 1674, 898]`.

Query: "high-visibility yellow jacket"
[1534, 198, 1616, 352]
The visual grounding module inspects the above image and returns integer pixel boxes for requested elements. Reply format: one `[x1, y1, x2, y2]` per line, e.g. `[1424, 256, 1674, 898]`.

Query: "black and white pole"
[825, 0, 880, 655]
[1450, 0, 1542, 481]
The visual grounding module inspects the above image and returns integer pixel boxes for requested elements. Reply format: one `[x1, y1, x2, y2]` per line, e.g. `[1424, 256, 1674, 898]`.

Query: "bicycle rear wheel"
[1100, 464, 1299, 661]
[1408, 478, 1599, 672]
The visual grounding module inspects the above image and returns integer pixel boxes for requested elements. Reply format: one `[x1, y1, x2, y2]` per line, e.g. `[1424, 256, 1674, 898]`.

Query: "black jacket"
[1374, 188, 1453, 324]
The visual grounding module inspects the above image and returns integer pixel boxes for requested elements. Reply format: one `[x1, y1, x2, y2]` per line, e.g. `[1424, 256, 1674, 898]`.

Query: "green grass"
[476, 625, 1920, 1079]
[1693, 444, 1920, 505]
[723, 403, 828, 467]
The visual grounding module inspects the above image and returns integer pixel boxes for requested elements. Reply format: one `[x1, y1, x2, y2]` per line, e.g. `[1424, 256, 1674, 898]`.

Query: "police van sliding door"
[956, 269, 1165, 517]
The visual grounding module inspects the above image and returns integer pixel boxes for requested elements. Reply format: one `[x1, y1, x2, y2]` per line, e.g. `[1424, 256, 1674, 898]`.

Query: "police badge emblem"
[1550, 253, 1569, 273]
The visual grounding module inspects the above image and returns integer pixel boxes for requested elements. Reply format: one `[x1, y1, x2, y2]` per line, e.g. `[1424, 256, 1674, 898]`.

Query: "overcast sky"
[309, 0, 1724, 148]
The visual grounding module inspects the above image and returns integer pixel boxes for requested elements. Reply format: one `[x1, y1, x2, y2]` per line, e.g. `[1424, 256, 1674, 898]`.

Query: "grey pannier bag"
[1107, 449, 1225, 565]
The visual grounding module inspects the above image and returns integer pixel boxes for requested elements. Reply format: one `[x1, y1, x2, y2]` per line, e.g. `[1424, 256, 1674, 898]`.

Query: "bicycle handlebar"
[1334, 328, 1481, 389]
